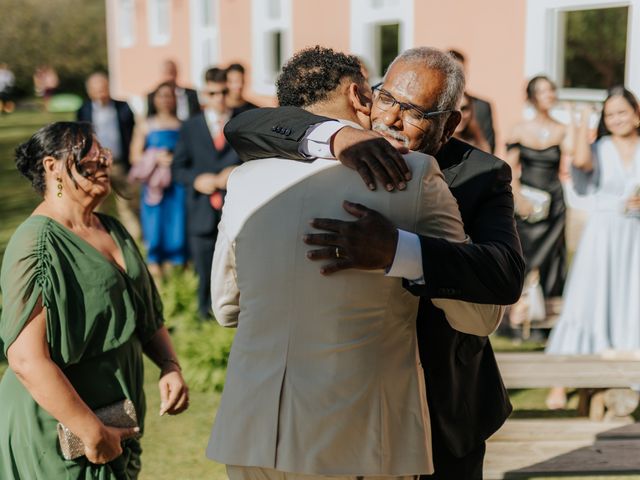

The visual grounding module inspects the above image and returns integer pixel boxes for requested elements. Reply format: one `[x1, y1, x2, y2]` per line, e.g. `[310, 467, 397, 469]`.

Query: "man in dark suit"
[148, 59, 200, 121]
[223, 47, 525, 479]
[448, 50, 496, 153]
[172, 67, 240, 319]
[77, 72, 140, 239]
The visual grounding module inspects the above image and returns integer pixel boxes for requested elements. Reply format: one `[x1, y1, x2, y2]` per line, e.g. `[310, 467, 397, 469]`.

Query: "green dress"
[0, 214, 164, 480]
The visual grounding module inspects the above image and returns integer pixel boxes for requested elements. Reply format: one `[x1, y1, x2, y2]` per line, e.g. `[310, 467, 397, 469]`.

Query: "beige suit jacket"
[207, 154, 503, 476]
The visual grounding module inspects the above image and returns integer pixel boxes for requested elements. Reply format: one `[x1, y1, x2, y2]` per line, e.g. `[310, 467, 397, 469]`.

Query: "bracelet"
[160, 358, 182, 371]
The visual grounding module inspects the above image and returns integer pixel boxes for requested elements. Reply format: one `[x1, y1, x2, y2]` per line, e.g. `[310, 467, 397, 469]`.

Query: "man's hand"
[331, 127, 411, 192]
[304, 200, 398, 275]
[193, 173, 219, 195]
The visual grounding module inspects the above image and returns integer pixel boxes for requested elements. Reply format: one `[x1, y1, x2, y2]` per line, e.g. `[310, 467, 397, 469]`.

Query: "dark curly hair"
[276, 46, 364, 107]
[15, 122, 95, 195]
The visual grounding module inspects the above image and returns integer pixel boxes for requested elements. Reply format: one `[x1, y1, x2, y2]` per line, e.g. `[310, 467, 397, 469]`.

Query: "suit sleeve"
[414, 157, 507, 335]
[210, 218, 239, 328]
[223, 106, 333, 162]
[171, 125, 197, 186]
[407, 159, 525, 305]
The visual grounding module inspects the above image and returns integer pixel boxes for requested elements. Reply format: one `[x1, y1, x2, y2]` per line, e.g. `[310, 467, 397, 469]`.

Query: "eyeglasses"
[78, 146, 113, 176]
[372, 83, 455, 128]
[204, 88, 229, 97]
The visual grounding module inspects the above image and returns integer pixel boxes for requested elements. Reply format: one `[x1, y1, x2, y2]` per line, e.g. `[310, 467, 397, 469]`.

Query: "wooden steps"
[496, 352, 640, 389]
[485, 419, 640, 479]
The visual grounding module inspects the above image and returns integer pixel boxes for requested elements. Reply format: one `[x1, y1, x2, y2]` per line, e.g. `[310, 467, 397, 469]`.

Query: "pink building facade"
[106, 0, 640, 157]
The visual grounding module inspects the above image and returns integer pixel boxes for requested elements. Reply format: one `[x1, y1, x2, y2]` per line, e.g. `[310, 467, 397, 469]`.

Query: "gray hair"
[386, 47, 465, 111]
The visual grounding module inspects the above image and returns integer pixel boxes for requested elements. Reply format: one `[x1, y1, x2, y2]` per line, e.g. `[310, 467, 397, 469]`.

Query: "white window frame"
[118, 0, 136, 48]
[190, 0, 220, 89]
[148, 0, 172, 46]
[350, 0, 414, 83]
[251, 0, 292, 96]
[525, 0, 640, 102]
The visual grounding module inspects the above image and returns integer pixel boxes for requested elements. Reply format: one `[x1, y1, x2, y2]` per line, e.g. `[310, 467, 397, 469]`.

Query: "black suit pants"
[421, 421, 486, 480]
[189, 233, 217, 318]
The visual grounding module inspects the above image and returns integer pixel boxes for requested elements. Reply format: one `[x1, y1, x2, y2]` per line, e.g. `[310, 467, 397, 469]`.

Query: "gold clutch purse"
[57, 399, 139, 460]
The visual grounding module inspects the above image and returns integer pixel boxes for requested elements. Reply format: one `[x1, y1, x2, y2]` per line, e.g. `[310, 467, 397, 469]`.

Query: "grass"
[0, 110, 587, 478]
[139, 358, 226, 479]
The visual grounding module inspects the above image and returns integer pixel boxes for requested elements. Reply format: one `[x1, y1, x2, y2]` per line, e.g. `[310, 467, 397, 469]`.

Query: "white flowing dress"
[546, 136, 640, 354]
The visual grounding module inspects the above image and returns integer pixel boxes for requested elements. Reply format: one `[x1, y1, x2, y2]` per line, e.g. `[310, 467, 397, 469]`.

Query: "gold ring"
[335, 247, 341, 259]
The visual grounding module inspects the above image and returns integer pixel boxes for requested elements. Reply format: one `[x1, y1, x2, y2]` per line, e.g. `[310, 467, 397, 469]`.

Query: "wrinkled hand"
[625, 195, 640, 213]
[193, 173, 219, 195]
[304, 200, 398, 275]
[332, 127, 411, 192]
[83, 424, 140, 465]
[158, 368, 189, 416]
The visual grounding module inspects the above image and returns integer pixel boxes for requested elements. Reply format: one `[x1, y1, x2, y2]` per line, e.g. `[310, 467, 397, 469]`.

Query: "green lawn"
[0, 110, 575, 478]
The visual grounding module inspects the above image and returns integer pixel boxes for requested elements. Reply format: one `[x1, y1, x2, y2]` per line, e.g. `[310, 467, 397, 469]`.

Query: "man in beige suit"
[207, 46, 503, 479]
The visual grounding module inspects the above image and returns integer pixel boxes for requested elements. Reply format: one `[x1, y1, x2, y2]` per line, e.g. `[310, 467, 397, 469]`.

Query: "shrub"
[159, 269, 234, 393]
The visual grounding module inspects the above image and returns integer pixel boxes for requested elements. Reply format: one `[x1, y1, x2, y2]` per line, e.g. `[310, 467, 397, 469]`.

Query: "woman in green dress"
[0, 122, 189, 479]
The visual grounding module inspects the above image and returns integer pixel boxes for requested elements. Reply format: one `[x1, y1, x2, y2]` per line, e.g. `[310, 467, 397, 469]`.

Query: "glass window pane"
[201, 0, 215, 27]
[270, 30, 283, 77]
[562, 7, 627, 89]
[268, 0, 281, 20]
[376, 23, 399, 77]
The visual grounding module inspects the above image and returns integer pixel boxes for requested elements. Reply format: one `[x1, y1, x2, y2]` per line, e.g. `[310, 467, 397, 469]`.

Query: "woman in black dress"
[506, 76, 571, 326]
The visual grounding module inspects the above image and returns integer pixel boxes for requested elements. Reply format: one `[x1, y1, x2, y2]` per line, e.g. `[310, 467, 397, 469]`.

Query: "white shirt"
[204, 108, 231, 138]
[92, 101, 122, 160]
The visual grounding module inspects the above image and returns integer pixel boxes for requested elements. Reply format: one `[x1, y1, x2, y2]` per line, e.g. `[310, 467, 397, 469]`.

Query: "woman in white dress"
[546, 86, 640, 408]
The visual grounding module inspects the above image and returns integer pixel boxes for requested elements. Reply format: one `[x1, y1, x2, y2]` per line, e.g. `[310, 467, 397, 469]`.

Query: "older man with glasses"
[223, 46, 525, 479]
[172, 67, 240, 320]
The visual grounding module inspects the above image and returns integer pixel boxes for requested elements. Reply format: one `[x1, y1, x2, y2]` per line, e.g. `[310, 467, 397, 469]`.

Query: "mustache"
[372, 122, 410, 148]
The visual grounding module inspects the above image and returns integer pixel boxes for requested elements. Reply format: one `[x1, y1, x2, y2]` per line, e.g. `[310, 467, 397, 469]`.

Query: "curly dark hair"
[276, 46, 364, 107]
[15, 122, 95, 195]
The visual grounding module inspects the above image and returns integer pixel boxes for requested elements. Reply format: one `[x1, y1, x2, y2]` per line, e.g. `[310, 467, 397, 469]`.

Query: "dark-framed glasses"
[78, 146, 113, 176]
[204, 88, 229, 97]
[372, 83, 456, 128]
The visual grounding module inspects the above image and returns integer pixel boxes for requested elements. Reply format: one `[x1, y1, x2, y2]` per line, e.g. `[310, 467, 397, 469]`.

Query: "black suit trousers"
[189, 233, 217, 318]
[422, 422, 485, 480]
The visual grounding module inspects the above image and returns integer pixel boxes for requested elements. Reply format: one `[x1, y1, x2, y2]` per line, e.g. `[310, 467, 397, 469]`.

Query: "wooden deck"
[485, 418, 640, 478]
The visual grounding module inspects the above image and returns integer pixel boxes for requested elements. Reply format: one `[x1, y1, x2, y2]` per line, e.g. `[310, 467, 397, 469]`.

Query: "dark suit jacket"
[469, 95, 496, 153]
[147, 86, 200, 119]
[76, 99, 135, 168]
[172, 113, 241, 237]
[224, 107, 525, 457]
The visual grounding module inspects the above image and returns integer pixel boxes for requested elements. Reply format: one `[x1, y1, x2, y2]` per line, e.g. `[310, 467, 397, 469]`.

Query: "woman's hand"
[514, 193, 534, 220]
[158, 367, 189, 416]
[156, 149, 173, 167]
[625, 195, 640, 213]
[83, 424, 140, 464]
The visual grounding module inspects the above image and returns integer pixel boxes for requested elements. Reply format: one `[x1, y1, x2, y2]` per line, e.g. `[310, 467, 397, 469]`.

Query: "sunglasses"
[204, 88, 229, 97]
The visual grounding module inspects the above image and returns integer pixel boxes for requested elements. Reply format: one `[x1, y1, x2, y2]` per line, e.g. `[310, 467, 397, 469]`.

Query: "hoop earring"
[56, 177, 63, 198]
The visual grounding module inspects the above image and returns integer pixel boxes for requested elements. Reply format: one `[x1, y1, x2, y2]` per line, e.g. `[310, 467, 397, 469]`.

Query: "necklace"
[538, 126, 551, 142]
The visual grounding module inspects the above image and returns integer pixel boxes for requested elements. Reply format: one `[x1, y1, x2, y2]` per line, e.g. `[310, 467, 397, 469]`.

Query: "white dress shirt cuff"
[298, 121, 345, 158]
[385, 229, 425, 284]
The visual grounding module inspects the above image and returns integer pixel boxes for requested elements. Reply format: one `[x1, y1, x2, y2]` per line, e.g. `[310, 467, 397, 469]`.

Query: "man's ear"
[348, 83, 372, 116]
[441, 110, 461, 144]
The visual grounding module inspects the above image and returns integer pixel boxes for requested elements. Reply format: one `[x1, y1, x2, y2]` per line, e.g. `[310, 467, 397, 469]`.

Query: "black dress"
[509, 143, 567, 297]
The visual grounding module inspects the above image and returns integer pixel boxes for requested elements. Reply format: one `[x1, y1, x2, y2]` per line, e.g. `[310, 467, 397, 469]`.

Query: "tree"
[563, 7, 628, 90]
[0, 0, 107, 97]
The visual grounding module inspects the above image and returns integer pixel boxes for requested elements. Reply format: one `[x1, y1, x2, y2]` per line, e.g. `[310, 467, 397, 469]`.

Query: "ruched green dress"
[0, 214, 164, 480]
